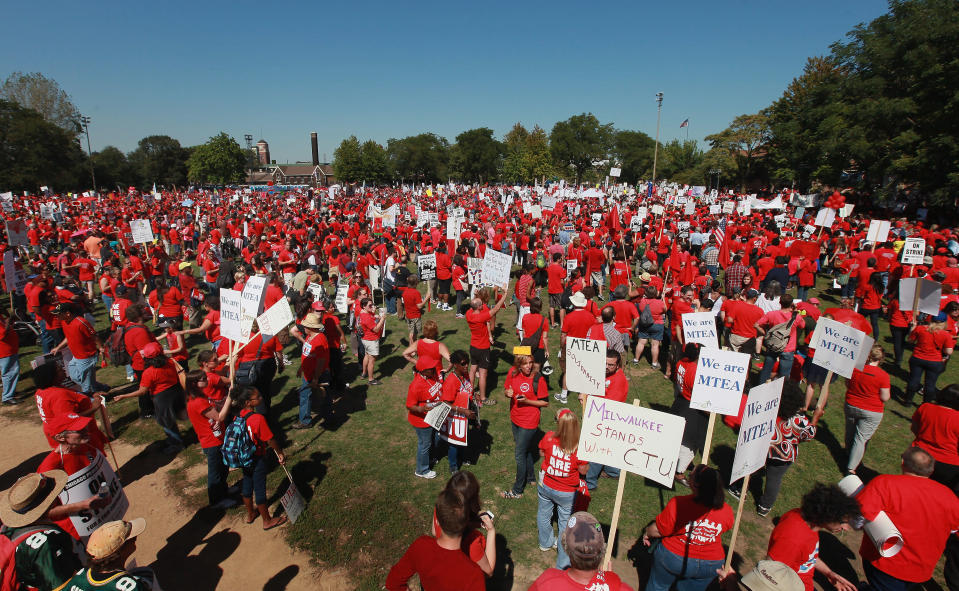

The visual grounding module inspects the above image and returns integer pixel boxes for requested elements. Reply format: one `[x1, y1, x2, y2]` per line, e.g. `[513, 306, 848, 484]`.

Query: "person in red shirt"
[0, 309, 20, 405]
[148, 278, 185, 330]
[755, 294, 806, 384]
[857, 447, 959, 588]
[51, 303, 106, 394]
[406, 366, 444, 479]
[401, 274, 429, 343]
[728, 289, 764, 355]
[906, 319, 955, 405]
[537, 409, 588, 569]
[545, 253, 567, 328]
[521, 298, 550, 372]
[113, 342, 185, 453]
[435, 245, 453, 310]
[451, 254, 468, 317]
[911, 384, 959, 489]
[466, 288, 510, 406]
[73, 255, 97, 301]
[358, 298, 387, 385]
[766, 484, 861, 591]
[183, 369, 234, 508]
[836, 345, 890, 474]
[294, 313, 330, 429]
[582, 351, 629, 490]
[633, 285, 668, 369]
[501, 351, 549, 499]
[643, 465, 733, 591]
[33, 360, 106, 449]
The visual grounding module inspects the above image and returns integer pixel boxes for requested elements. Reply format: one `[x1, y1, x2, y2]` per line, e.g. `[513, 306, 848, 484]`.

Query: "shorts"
[804, 360, 829, 385]
[361, 339, 380, 356]
[636, 324, 664, 341]
[620, 332, 631, 350]
[590, 271, 604, 287]
[729, 333, 757, 355]
[470, 346, 491, 370]
[438, 278, 452, 295]
[549, 293, 562, 309]
[406, 316, 422, 335]
[516, 305, 530, 330]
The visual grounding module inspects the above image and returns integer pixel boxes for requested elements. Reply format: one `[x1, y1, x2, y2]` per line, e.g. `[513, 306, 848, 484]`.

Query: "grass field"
[3, 273, 953, 590]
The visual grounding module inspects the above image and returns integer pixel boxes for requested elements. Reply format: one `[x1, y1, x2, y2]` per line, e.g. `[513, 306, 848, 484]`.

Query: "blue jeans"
[537, 484, 576, 568]
[101, 294, 114, 312]
[646, 542, 725, 591]
[240, 454, 269, 504]
[414, 426, 437, 475]
[585, 462, 621, 490]
[907, 357, 945, 403]
[38, 320, 55, 354]
[297, 378, 314, 425]
[447, 441, 462, 473]
[863, 560, 909, 591]
[759, 351, 794, 384]
[68, 355, 99, 394]
[797, 286, 810, 301]
[861, 308, 881, 342]
[384, 278, 397, 314]
[202, 446, 228, 505]
[0, 354, 19, 402]
[511, 423, 538, 495]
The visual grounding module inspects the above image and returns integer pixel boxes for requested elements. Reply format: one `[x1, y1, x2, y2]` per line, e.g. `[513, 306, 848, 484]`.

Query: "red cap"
[43, 413, 94, 438]
[140, 342, 164, 358]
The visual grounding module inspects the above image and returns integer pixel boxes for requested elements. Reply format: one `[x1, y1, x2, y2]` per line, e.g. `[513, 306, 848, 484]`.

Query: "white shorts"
[362, 339, 380, 356]
[516, 305, 530, 332]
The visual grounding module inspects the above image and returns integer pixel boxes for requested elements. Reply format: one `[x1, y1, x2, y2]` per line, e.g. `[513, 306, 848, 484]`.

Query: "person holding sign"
[406, 365, 443, 479]
[466, 288, 510, 407]
[113, 342, 186, 454]
[501, 348, 549, 499]
[643, 465, 734, 591]
[905, 318, 955, 405]
[358, 298, 387, 386]
[536, 409, 588, 568]
[439, 351, 476, 473]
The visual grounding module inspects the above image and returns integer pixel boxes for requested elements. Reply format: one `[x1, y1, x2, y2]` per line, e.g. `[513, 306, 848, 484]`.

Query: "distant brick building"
[245, 164, 335, 187]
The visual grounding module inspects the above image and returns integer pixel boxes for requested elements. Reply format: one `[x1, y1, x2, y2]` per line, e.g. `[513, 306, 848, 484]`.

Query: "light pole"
[651, 92, 664, 185]
[80, 115, 97, 193]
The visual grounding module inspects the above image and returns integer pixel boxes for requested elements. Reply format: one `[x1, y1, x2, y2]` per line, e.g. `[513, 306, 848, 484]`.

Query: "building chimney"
[311, 132, 319, 166]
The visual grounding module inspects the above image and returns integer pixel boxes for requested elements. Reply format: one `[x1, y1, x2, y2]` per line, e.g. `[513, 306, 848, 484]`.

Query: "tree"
[705, 112, 770, 190]
[92, 146, 136, 191]
[0, 99, 86, 192]
[451, 128, 502, 183]
[550, 113, 613, 184]
[358, 140, 390, 184]
[333, 136, 363, 183]
[127, 135, 189, 188]
[386, 133, 450, 183]
[0, 72, 80, 132]
[525, 125, 554, 182]
[187, 132, 246, 185]
[659, 140, 706, 185]
[611, 130, 656, 184]
[501, 123, 529, 183]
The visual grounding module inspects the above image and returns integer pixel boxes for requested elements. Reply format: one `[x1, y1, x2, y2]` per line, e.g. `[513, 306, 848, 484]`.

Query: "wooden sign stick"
[602, 399, 639, 571]
[722, 471, 752, 572]
[701, 412, 717, 465]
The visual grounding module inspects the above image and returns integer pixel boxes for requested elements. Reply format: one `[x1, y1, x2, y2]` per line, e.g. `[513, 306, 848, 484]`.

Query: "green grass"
[4, 273, 952, 590]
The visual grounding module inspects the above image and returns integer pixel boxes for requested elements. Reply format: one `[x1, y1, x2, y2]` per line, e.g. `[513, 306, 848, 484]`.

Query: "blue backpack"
[222, 414, 256, 469]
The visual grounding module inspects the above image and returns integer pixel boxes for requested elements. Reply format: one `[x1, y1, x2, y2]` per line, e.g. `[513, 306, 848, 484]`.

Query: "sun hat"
[86, 518, 147, 561]
[569, 292, 588, 308]
[301, 312, 324, 330]
[0, 470, 68, 527]
[739, 560, 804, 591]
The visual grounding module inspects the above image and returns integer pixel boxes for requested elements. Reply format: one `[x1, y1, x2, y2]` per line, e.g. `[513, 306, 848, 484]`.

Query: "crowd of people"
[1, 182, 959, 590]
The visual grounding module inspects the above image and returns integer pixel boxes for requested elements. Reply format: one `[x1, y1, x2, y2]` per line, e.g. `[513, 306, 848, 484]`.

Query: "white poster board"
[722, 201, 735, 214]
[680, 312, 719, 349]
[334, 283, 349, 314]
[684, 201, 695, 215]
[467, 257, 484, 286]
[630, 216, 644, 232]
[866, 220, 891, 244]
[129, 219, 155, 244]
[3, 251, 27, 296]
[689, 348, 751, 415]
[219, 288, 249, 343]
[564, 337, 607, 397]
[256, 298, 294, 339]
[709, 204, 721, 215]
[809, 317, 873, 379]
[609, 167, 622, 177]
[4, 219, 28, 246]
[900, 238, 926, 265]
[814, 208, 836, 228]
[481, 249, 511, 289]
[898, 278, 942, 316]
[446, 217, 461, 240]
[418, 253, 436, 281]
[60, 452, 129, 539]
[279, 480, 306, 524]
[729, 378, 784, 482]
[650, 204, 665, 216]
[578, 397, 686, 487]
[240, 276, 268, 335]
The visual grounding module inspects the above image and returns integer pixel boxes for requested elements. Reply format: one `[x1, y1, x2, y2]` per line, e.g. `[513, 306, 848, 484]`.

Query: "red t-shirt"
[546, 264, 566, 294]
[204, 310, 221, 343]
[521, 313, 548, 348]
[300, 332, 330, 382]
[675, 358, 698, 401]
[187, 396, 223, 448]
[562, 309, 597, 339]
[538, 432, 587, 492]
[604, 300, 639, 334]
[912, 403, 959, 465]
[505, 368, 549, 429]
[637, 298, 667, 325]
[203, 371, 228, 402]
[604, 370, 628, 403]
[0, 323, 19, 358]
[767, 509, 819, 591]
[236, 333, 282, 363]
[757, 309, 806, 353]
[844, 364, 890, 413]
[406, 373, 443, 428]
[140, 361, 180, 395]
[239, 408, 274, 455]
[730, 302, 764, 338]
[402, 288, 424, 320]
[655, 495, 734, 560]
[123, 324, 156, 372]
[911, 325, 955, 362]
[358, 311, 382, 340]
[63, 316, 98, 359]
[385, 535, 485, 591]
[528, 568, 632, 591]
[466, 308, 492, 349]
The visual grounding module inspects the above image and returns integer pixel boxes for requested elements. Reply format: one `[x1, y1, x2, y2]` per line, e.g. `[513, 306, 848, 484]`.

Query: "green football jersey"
[62, 567, 155, 591]
[2, 525, 83, 591]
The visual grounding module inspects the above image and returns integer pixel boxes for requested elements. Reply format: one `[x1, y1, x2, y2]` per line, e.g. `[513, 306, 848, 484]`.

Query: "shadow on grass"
[151, 505, 239, 590]
[0, 451, 46, 490]
[488, 532, 514, 591]
[813, 418, 848, 475]
[273, 450, 331, 508]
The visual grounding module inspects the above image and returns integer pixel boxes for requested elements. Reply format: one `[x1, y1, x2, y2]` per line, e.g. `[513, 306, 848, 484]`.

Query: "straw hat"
[301, 312, 324, 330]
[86, 519, 147, 561]
[0, 470, 68, 527]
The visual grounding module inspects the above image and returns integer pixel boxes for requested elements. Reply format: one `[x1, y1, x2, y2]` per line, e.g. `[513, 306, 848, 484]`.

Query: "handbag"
[235, 338, 264, 385]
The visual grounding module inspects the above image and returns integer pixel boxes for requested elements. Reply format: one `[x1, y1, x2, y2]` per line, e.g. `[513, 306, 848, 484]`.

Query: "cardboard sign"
[578, 397, 686, 487]
[446, 217, 461, 240]
[650, 204, 665, 216]
[709, 205, 721, 215]
[279, 480, 306, 524]
[900, 238, 926, 265]
[219, 288, 249, 343]
[418, 253, 436, 281]
[565, 337, 607, 397]
[636, 206, 648, 221]
[681, 312, 719, 349]
[129, 219, 155, 243]
[630, 216, 644, 232]
[810, 317, 873, 379]
[3, 251, 27, 296]
[256, 298, 294, 339]
[481, 249, 511, 289]
[722, 201, 735, 214]
[866, 220, 891, 244]
[729, 378, 784, 482]
[334, 283, 349, 314]
[467, 257, 484, 285]
[4, 219, 28, 246]
[814, 208, 836, 228]
[60, 452, 129, 539]
[689, 348, 751, 415]
[839, 204, 855, 218]
[240, 276, 268, 335]
[899, 278, 942, 316]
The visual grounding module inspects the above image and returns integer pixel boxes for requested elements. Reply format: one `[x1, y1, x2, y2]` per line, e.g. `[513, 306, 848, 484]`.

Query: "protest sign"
[60, 452, 129, 539]
[689, 348, 750, 415]
[709, 204, 721, 215]
[418, 253, 436, 281]
[809, 317, 873, 379]
[428, 212, 440, 227]
[439, 407, 469, 447]
[866, 220, 891, 244]
[636, 206, 648, 221]
[900, 237, 925, 265]
[256, 298, 294, 339]
[467, 257, 483, 285]
[3, 251, 27, 296]
[629, 216, 644, 232]
[722, 201, 735, 214]
[278, 464, 306, 524]
[334, 283, 349, 314]
[530, 205, 542, 219]
[481, 249, 511, 289]
[684, 201, 695, 215]
[650, 204, 664, 216]
[609, 167, 622, 177]
[729, 378, 784, 482]
[565, 337, 606, 396]
[425, 402, 452, 431]
[4, 219, 28, 246]
[898, 277, 942, 316]
[446, 216, 461, 240]
[240, 276, 268, 335]
[577, 397, 685, 487]
[566, 259, 577, 280]
[681, 312, 719, 349]
[129, 219, 155, 243]
[219, 288, 249, 343]
[416, 210, 429, 228]
[839, 204, 855, 218]
[307, 283, 324, 301]
[814, 208, 836, 228]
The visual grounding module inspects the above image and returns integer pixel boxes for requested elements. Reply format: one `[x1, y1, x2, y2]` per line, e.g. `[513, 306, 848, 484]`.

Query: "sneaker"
[2, 398, 21, 406]
[651, 363, 661, 370]
[292, 422, 311, 430]
[415, 470, 437, 479]
[757, 504, 771, 517]
[726, 487, 741, 500]
[212, 498, 239, 509]
[126, 375, 136, 382]
[632, 358, 640, 365]
[455, 314, 465, 319]
[539, 541, 557, 552]
[554, 392, 568, 404]
[369, 379, 382, 385]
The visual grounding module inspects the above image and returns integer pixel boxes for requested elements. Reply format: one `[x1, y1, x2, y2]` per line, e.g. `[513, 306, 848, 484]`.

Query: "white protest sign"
[256, 298, 294, 340]
[446, 216, 461, 240]
[866, 220, 891, 244]
[796, 206, 806, 220]
[4, 219, 28, 246]
[481, 249, 511, 289]
[708, 204, 721, 215]
[240, 276, 268, 335]
[428, 212, 440, 227]
[368, 266, 381, 289]
[3, 251, 27, 296]
[425, 402, 452, 431]
[0, 201, 12, 213]
[530, 205, 542, 219]
[566, 259, 577, 280]
[565, 337, 606, 397]
[578, 397, 686, 487]
[129, 219, 155, 243]
[729, 378, 784, 482]
[681, 312, 719, 349]
[900, 237, 926, 265]
[814, 208, 836, 228]
[636, 206, 648, 221]
[418, 253, 436, 280]
[684, 201, 695, 215]
[722, 201, 735, 214]
[689, 348, 751, 415]
[60, 451, 129, 539]
[219, 288, 249, 343]
[307, 283, 324, 301]
[334, 283, 349, 314]
[630, 216, 644, 232]
[839, 204, 855, 218]
[467, 257, 484, 285]
[609, 167, 622, 178]
[0, 191, 11, 201]
[810, 317, 873, 379]
[279, 480, 306, 524]
[650, 204, 665, 216]
[899, 278, 942, 316]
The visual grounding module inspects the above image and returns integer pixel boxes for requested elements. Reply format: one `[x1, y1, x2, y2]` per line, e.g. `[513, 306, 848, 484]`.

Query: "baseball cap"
[178, 262, 192, 270]
[561, 512, 605, 563]
[739, 560, 804, 591]
[140, 342, 164, 358]
[745, 289, 760, 299]
[807, 297, 820, 305]
[311, 301, 326, 312]
[42, 413, 94, 439]
[512, 346, 532, 356]
[86, 518, 146, 561]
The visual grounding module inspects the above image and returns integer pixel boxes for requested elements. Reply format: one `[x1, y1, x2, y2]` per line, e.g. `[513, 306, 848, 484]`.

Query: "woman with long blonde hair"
[536, 408, 588, 569]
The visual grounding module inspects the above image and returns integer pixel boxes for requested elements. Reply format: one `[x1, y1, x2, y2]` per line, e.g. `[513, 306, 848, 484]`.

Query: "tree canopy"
[549, 113, 614, 184]
[187, 132, 246, 185]
[0, 72, 80, 133]
[0, 99, 86, 192]
[127, 135, 190, 188]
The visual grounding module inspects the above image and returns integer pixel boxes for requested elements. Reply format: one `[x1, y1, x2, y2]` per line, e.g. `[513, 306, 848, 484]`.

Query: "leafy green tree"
[127, 135, 189, 188]
[501, 123, 529, 183]
[611, 130, 656, 184]
[358, 140, 390, 184]
[453, 127, 502, 183]
[0, 72, 80, 132]
[386, 133, 450, 183]
[0, 99, 86, 192]
[549, 113, 613, 184]
[700, 146, 737, 189]
[186, 132, 246, 185]
[525, 125, 554, 182]
[333, 135, 363, 183]
[660, 140, 706, 185]
[92, 146, 136, 191]
[705, 112, 770, 190]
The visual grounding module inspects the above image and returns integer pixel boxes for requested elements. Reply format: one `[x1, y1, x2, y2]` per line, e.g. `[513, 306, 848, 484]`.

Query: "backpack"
[764, 312, 798, 354]
[637, 300, 654, 329]
[1, 526, 48, 591]
[535, 251, 547, 269]
[222, 413, 257, 469]
[108, 325, 134, 366]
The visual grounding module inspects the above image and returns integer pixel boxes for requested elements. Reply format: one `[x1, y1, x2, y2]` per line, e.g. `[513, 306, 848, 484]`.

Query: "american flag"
[680, 118, 689, 128]
[713, 218, 727, 246]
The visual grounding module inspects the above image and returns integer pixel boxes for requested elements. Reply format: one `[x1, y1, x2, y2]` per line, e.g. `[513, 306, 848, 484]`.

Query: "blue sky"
[3, 0, 888, 164]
